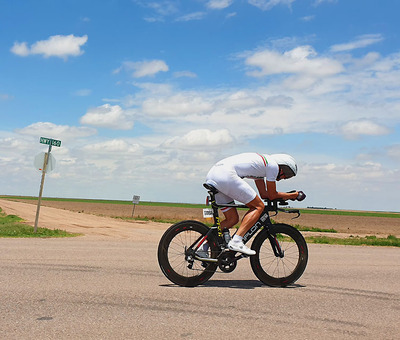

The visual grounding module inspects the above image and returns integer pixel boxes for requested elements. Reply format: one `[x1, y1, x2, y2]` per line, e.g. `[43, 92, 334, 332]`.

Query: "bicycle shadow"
[160, 280, 305, 290]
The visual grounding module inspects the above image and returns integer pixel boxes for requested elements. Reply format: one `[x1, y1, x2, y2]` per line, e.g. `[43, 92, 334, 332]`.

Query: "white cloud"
[330, 34, 384, 52]
[80, 104, 134, 130]
[11, 34, 88, 59]
[15, 122, 96, 140]
[10, 42, 29, 56]
[313, 0, 337, 5]
[142, 1, 178, 16]
[82, 139, 140, 155]
[300, 15, 315, 22]
[173, 71, 197, 78]
[340, 120, 391, 139]
[387, 144, 400, 160]
[162, 129, 234, 149]
[142, 93, 214, 117]
[207, 0, 234, 9]
[175, 12, 206, 21]
[248, 0, 295, 11]
[245, 46, 344, 78]
[118, 60, 169, 78]
[73, 89, 92, 96]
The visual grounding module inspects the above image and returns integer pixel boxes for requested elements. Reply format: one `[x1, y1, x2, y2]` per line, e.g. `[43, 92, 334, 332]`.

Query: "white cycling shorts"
[206, 164, 257, 212]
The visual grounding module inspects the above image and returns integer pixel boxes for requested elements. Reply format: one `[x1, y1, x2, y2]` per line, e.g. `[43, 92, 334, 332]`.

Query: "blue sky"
[1, 0, 400, 212]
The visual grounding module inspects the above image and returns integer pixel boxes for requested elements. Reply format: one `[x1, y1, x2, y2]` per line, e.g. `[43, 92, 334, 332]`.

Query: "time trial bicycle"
[157, 183, 308, 287]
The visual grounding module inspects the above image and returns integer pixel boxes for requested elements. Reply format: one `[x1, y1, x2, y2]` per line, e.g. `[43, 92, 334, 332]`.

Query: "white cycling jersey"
[206, 153, 279, 210]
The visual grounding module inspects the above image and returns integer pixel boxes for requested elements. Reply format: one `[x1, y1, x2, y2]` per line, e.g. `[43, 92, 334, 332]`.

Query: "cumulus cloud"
[248, 0, 295, 11]
[340, 120, 391, 139]
[15, 122, 96, 140]
[387, 144, 400, 160]
[330, 34, 384, 52]
[175, 12, 206, 21]
[162, 129, 234, 149]
[73, 89, 92, 96]
[80, 104, 134, 130]
[245, 45, 344, 78]
[173, 71, 197, 78]
[313, 0, 337, 5]
[11, 34, 88, 59]
[207, 0, 234, 9]
[82, 139, 140, 154]
[142, 93, 213, 117]
[116, 60, 169, 78]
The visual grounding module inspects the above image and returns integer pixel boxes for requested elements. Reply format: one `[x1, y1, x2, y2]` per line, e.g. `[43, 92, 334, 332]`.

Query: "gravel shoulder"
[1, 198, 399, 238]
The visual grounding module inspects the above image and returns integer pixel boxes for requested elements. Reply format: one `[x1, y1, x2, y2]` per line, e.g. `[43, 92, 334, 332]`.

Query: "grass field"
[0, 197, 399, 246]
[1, 195, 399, 218]
[0, 208, 79, 238]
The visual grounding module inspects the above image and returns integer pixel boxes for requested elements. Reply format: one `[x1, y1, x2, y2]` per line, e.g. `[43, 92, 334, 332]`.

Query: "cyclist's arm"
[255, 179, 298, 200]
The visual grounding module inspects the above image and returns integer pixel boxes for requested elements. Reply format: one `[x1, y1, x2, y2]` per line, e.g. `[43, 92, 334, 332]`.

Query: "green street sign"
[40, 137, 61, 147]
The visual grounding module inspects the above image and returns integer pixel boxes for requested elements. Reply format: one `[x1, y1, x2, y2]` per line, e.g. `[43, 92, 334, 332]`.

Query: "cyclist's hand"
[287, 190, 297, 201]
[296, 191, 306, 201]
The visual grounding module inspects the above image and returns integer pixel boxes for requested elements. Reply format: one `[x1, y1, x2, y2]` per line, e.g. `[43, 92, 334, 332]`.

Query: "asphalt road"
[0, 237, 399, 340]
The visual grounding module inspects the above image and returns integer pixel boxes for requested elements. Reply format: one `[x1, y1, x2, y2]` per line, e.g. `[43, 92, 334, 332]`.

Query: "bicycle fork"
[268, 233, 284, 258]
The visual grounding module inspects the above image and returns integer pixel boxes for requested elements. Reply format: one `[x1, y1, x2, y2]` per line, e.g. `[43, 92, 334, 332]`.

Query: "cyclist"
[204, 152, 306, 256]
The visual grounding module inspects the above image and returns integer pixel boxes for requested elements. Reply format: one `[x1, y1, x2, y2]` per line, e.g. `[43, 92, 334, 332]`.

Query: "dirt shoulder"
[1, 198, 399, 238]
[0, 199, 168, 241]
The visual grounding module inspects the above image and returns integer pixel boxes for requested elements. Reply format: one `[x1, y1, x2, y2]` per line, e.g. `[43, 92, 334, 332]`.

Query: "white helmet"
[270, 154, 298, 179]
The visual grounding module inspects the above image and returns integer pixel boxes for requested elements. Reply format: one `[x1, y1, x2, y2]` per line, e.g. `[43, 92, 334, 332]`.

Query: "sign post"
[131, 195, 140, 218]
[34, 137, 62, 232]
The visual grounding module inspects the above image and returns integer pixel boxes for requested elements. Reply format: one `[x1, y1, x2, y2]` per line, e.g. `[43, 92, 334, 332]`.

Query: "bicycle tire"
[250, 223, 308, 287]
[157, 220, 219, 287]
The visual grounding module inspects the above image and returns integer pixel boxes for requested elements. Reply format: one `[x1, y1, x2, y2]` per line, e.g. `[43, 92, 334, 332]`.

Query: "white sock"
[232, 235, 243, 243]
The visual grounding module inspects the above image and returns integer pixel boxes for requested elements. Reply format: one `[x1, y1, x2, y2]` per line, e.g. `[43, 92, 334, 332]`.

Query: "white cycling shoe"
[228, 240, 256, 256]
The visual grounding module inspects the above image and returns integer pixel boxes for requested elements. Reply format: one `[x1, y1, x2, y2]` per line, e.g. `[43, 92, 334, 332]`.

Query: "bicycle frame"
[158, 184, 308, 287]
[191, 183, 300, 262]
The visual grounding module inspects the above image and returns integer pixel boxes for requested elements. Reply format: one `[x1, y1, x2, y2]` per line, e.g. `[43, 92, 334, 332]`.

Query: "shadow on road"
[160, 280, 305, 290]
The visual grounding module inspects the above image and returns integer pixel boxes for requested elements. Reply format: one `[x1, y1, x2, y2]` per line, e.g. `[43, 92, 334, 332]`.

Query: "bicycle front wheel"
[250, 223, 308, 287]
[157, 220, 218, 287]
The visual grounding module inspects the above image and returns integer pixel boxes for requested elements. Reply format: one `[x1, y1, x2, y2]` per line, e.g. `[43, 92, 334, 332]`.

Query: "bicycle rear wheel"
[250, 223, 308, 287]
[157, 220, 218, 287]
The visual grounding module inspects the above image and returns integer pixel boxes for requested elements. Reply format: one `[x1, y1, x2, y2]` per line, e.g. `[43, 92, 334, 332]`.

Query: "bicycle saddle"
[203, 183, 218, 193]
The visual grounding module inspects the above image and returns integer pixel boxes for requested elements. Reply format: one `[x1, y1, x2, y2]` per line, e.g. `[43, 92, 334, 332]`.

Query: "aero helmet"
[270, 154, 298, 179]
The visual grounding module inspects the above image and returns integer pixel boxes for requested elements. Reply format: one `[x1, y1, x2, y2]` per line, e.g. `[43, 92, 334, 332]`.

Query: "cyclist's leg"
[221, 208, 239, 229]
[235, 196, 264, 237]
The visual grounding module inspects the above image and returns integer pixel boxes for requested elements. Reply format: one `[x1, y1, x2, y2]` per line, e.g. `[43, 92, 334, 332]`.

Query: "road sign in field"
[34, 152, 56, 173]
[40, 137, 61, 147]
[35, 137, 62, 232]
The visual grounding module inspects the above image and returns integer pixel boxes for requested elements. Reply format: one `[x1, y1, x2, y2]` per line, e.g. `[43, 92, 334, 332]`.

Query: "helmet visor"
[279, 165, 296, 179]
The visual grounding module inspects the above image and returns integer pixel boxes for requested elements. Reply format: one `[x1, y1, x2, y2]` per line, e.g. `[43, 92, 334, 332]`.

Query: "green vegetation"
[301, 209, 400, 219]
[293, 224, 337, 233]
[1, 195, 399, 217]
[0, 208, 80, 238]
[1, 196, 398, 246]
[0, 195, 207, 209]
[305, 235, 399, 247]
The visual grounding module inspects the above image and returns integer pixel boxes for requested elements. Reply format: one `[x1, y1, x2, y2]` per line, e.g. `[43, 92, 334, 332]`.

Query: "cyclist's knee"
[246, 196, 264, 217]
[247, 196, 264, 210]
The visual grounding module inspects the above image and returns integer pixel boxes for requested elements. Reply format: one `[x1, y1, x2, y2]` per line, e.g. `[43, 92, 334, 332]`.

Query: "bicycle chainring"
[218, 252, 237, 273]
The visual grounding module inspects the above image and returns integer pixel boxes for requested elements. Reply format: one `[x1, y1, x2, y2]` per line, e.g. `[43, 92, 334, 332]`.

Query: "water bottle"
[222, 229, 231, 245]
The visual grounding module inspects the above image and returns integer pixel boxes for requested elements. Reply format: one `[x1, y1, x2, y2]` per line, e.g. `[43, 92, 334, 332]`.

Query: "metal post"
[34, 144, 52, 232]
